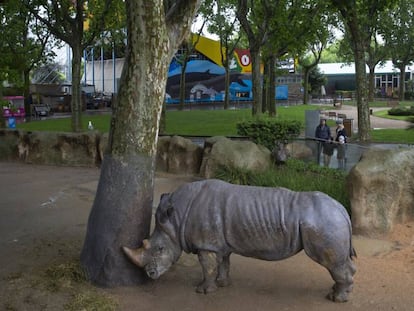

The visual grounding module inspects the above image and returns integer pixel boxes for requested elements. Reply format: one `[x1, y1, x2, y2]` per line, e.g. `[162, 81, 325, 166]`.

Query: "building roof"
[318, 60, 413, 75]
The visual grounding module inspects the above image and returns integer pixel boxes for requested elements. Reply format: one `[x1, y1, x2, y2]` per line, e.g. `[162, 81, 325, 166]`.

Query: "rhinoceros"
[123, 179, 356, 302]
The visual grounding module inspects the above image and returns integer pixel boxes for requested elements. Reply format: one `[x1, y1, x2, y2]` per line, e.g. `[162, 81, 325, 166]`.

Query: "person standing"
[315, 118, 331, 164]
[335, 120, 347, 170]
[322, 136, 335, 167]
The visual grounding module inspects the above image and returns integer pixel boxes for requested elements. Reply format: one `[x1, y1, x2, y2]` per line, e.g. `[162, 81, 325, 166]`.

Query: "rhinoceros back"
[163, 179, 352, 261]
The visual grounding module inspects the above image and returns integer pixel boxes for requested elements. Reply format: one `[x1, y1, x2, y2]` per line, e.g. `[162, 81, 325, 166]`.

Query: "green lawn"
[14, 104, 414, 143]
[17, 105, 322, 136]
[373, 108, 411, 121]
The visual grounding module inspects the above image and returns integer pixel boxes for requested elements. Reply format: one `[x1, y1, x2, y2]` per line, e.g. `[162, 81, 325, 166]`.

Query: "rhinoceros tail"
[350, 246, 357, 259]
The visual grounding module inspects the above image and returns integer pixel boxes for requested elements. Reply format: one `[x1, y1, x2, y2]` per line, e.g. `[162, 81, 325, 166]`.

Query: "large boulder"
[0, 129, 20, 161]
[165, 135, 203, 175]
[156, 136, 171, 172]
[200, 136, 272, 178]
[286, 141, 313, 160]
[347, 147, 414, 236]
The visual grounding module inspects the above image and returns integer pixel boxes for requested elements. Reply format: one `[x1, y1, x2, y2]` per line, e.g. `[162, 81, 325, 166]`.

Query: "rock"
[286, 141, 313, 160]
[271, 141, 288, 165]
[0, 129, 20, 161]
[17, 131, 99, 166]
[347, 148, 414, 236]
[200, 136, 272, 178]
[156, 136, 171, 172]
[166, 135, 203, 175]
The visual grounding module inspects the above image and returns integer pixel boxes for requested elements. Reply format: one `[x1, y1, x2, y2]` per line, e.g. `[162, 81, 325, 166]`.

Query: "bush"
[388, 106, 414, 116]
[236, 119, 302, 150]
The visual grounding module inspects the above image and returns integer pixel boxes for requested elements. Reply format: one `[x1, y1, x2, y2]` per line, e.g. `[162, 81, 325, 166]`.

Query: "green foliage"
[215, 158, 350, 214]
[0, 99, 9, 108]
[309, 67, 327, 96]
[236, 119, 302, 150]
[388, 106, 414, 116]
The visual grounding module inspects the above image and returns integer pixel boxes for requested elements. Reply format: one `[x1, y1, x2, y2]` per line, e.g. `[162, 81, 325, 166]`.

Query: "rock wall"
[0, 129, 99, 166]
[347, 148, 414, 236]
[0, 130, 272, 177]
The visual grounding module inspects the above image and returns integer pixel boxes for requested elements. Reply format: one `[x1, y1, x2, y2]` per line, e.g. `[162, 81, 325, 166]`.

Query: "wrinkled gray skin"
[123, 179, 356, 302]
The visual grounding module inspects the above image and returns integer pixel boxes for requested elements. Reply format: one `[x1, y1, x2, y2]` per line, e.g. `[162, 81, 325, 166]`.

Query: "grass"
[371, 128, 414, 143]
[17, 114, 111, 132]
[13, 103, 414, 143]
[43, 261, 118, 311]
[17, 105, 321, 136]
[373, 108, 411, 121]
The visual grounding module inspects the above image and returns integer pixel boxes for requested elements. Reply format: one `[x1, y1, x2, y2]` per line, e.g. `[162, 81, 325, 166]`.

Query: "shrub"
[388, 106, 414, 116]
[236, 119, 302, 150]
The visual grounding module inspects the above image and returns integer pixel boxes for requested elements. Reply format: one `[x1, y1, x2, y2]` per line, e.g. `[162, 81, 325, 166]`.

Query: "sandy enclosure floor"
[0, 162, 413, 311]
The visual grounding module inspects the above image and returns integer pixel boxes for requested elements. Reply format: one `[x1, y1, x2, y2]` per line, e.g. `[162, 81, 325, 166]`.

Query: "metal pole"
[101, 43, 104, 93]
[112, 43, 116, 93]
[92, 48, 95, 88]
[83, 49, 87, 85]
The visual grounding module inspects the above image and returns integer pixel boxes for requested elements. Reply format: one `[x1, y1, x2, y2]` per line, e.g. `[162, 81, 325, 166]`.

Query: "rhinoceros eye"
[154, 246, 165, 255]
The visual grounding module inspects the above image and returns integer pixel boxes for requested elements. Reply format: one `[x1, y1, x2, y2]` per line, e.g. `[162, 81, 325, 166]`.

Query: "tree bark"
[398, 66, 405, 101]
[354, 41, 371, 141]
[250, 47, 262, 116]
[81, 0, 200, 287]
[268, 55, 276, 116]
[179, 56, 188, 110]
[224, 61, 230, 109]
[367, 65, 375, 102]
[71, 43, 83, 132]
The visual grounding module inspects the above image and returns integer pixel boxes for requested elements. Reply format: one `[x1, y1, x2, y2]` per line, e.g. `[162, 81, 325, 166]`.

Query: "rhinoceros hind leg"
[326, 260, 356, 302]
[196, 250, 218, 294]
[216, 254, 231, 287]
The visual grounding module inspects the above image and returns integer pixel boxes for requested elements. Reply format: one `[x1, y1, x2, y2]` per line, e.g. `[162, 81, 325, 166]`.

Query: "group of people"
[315, 118, 347, 169]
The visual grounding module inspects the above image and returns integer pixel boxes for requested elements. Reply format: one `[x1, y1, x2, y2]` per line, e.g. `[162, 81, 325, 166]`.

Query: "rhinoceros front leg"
[196, 250, 218, 294]
[216, 253, 231, 287]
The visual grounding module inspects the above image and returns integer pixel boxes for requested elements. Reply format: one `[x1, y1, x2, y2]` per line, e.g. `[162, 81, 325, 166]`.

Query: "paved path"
[315, 103, 411, 132]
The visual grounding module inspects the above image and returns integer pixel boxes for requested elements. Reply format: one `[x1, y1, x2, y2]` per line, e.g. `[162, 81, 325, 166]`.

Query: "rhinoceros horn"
[122, 239, 151, 268]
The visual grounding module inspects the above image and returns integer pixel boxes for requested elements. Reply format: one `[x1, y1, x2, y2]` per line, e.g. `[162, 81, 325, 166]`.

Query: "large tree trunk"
[81, 0, 200, 287]
[71, 43, 83, 132]
[398, 66, 405, 101]
[224, 62, 230, 109]
[81, 2, 170, 286]
[23, 69, 31, 118]
[368, 65, 375, 102]
[250, 47, 262, 116]
[179, 58, 188, 110]
[303, 67, 311, 105]
[268, 55, 276, 116]
[354, 42, 371, 141]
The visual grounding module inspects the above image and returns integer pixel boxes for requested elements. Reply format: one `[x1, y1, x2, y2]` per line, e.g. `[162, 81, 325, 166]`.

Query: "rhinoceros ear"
[160, 193, 170, 202]
[166, 206, 174, 218]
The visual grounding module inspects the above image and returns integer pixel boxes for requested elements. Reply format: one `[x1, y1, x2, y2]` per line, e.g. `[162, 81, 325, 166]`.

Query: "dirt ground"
[0, 162, 413, 311]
